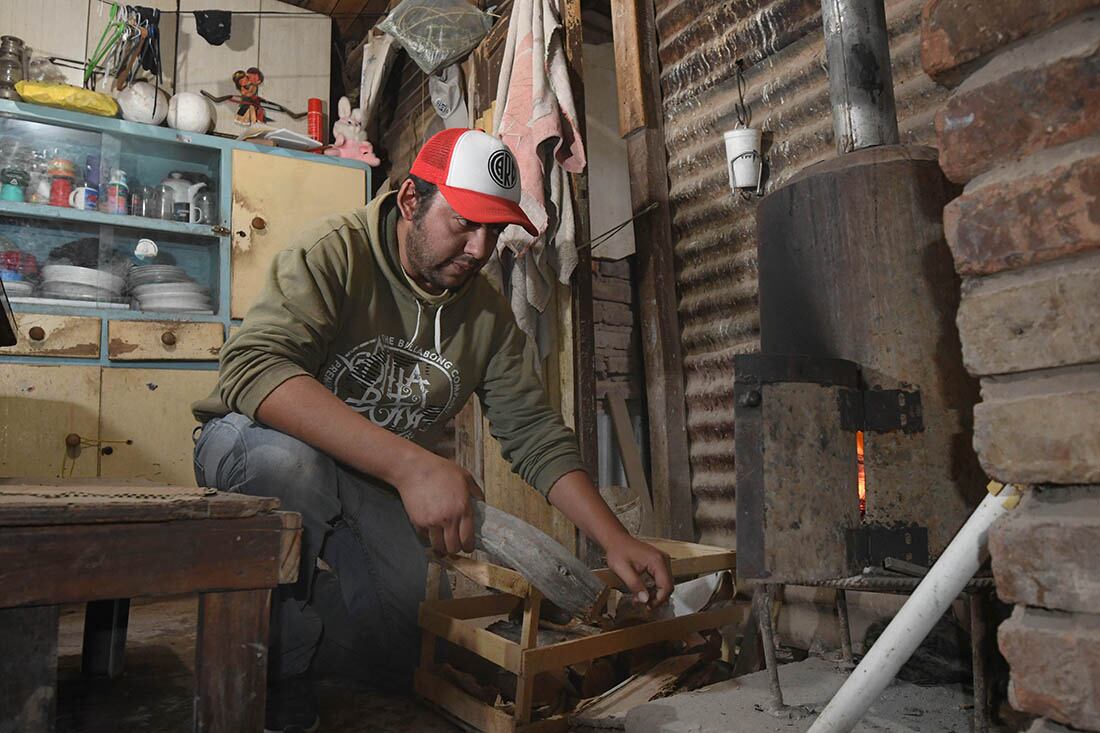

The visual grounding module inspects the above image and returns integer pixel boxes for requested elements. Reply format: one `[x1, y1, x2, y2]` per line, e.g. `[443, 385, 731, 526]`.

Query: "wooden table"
[0, 482, 301, 733]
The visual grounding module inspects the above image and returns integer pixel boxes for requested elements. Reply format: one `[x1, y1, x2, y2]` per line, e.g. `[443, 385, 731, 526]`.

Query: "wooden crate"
[416, 538, 738, 732]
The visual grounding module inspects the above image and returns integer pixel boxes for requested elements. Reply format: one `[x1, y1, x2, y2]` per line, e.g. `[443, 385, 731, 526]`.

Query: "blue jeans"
[193, 412, 439, 689]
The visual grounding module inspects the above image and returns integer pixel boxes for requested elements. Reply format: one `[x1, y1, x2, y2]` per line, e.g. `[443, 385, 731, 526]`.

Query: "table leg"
[0, 605, 59, 733]
[194, 589, 271, 733]
[82, 598, 130, 678]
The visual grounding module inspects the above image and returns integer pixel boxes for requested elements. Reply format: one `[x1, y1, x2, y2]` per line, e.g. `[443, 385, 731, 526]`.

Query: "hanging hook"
[735, 59, 751, 129]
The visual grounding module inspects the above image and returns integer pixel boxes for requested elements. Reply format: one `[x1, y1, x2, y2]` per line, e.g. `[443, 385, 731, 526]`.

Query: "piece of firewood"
[473, 500, 607, 620]
[570, 652, 705, 728]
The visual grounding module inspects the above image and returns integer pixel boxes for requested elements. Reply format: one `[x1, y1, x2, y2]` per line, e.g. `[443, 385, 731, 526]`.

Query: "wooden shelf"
[0, 200, 222, 239]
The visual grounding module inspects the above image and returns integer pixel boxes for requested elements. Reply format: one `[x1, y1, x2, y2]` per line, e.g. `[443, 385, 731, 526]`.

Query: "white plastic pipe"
[807, 483, 1021, 733]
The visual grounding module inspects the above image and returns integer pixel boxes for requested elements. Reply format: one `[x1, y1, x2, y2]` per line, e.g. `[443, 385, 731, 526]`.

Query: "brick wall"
[921, 2, 1100, 729]
[592, 259, 643, 402]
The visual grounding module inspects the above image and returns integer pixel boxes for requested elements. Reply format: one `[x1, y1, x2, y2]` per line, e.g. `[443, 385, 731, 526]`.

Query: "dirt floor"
[55, 596, 460, 733]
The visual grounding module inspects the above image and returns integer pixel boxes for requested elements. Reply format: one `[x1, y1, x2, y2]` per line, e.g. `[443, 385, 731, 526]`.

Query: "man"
[192, 128, 673, 732]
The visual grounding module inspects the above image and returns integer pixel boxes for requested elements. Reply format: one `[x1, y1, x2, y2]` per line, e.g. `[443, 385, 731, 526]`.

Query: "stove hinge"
[838, 387, 924, 433]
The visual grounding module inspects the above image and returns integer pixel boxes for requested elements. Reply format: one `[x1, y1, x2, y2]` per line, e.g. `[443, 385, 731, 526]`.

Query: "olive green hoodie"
[192, 191, 585, 497]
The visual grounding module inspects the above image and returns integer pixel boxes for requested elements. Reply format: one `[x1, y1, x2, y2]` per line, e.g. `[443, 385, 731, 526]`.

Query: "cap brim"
[437, 183, 539, 237]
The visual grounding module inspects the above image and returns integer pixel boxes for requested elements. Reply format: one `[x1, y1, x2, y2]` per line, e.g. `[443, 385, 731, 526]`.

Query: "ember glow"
[857, 430, 866, 517]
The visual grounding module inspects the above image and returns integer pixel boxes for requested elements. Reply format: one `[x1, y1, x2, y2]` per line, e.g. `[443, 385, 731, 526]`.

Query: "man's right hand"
[396, 454, 485, 556]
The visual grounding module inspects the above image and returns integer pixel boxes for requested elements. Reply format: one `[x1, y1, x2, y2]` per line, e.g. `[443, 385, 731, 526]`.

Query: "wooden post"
[611, 0, 695, 540]
[561, 0, 598, 483]
[515, 590, 543, 725]
[0, 605, 58, 733]
[195, 589, 271, 733]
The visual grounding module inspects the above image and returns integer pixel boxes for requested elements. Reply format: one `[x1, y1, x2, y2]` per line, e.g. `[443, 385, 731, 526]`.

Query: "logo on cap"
[487, 149, 517, 190]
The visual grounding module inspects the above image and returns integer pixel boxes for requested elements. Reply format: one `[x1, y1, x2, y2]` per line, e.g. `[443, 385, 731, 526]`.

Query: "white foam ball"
[167, 92, 215, 133]
[117, 82, 169, 125]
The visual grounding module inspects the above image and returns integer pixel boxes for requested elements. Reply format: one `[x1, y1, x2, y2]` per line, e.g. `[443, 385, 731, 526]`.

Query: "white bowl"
[131, 282, 209, 297]
[42, 265, 125, 294]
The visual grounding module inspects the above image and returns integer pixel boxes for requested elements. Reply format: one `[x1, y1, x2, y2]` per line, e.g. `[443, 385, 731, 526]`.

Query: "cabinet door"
[99, 368, 218, 486]
[257, 0, 331, 138]
[176, 0, 262, 136]
[0, 365, 101, 479]
[230, 149, 366, 318]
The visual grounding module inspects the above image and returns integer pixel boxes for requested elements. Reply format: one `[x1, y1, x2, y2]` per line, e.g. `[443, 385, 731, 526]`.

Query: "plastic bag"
[379, 0, 493, 76]
[14, 81, 118, 117]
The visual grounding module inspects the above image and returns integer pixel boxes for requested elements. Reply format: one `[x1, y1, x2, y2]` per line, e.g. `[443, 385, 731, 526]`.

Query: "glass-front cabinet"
[0, 111, 224, 316]
[0, 98, 369, 485]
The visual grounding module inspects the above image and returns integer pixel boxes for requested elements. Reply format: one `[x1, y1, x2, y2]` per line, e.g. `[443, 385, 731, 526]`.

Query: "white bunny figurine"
[331, 96, 366, 144]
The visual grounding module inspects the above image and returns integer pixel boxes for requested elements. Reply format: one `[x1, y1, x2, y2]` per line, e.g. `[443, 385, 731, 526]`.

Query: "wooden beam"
[524, 604, 741, 673]
[0, 515, 292, 607]
[561, 0, 599, 493]
[418, 604, 522, 673]
[609, 0, 653, 137]
[612, 0, 695, 541]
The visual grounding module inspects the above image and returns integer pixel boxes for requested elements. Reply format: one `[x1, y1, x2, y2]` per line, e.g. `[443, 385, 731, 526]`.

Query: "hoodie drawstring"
[434, 302, 444, 355]
[410, 299, 444, 355]
[410, 300, 423, 344]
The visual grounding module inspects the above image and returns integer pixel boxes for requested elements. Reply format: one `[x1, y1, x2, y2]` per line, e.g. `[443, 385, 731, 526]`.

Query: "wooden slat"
[421, 594, 522, 621]
[419, 604, 522, 673]
[0, 515, 289, 607]
[0, 487, 280, 526]
[607, 392, 655, 534]
[442, 556, 532, 598]
[278, 511, 303, 584]
[609, 0, 651, 137]
[524, 604, 741, 674]
[415, 668, 517, 733]
[195, 589, 271, 733]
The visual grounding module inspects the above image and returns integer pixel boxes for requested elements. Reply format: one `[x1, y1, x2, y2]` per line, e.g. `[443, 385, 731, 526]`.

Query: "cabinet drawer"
[8, 314, 101, 358]
[108, 321, 225, 361]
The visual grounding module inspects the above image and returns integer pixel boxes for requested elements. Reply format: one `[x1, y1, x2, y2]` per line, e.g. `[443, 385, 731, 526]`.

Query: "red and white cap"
[410, 128, 537, 236]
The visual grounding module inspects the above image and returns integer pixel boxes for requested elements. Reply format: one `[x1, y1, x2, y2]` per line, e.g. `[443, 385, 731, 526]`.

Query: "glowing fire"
[857, 430, 866, 517]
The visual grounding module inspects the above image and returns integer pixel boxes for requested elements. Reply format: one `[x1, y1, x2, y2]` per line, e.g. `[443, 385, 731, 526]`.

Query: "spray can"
[307, 98, 324, 145]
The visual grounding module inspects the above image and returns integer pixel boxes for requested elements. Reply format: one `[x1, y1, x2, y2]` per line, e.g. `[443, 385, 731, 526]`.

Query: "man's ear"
[396, 178, 419, 222]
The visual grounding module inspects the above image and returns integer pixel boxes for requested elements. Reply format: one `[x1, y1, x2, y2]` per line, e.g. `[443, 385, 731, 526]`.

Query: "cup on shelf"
[104, 169, 129, 215]
[48, 175, 73, 207]
[68, 185, 98, 210]
[153, 184, 175, 220]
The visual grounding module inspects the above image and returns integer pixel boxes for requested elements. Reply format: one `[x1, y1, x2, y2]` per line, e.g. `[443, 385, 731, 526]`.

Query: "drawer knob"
[65, 433, 81, 448]
[161, 331, 178, 346]
[251, 216, 267, 231]
[28, 326, 46, 341]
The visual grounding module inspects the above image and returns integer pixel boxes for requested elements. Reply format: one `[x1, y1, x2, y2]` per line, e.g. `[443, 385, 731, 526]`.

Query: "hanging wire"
[92, 0, 389, 19]
[734, 58, 751, 129]
[576, 202, 659, 252]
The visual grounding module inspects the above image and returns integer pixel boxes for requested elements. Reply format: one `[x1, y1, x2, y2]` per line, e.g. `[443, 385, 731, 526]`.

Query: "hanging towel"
[490, 0, 586, 361]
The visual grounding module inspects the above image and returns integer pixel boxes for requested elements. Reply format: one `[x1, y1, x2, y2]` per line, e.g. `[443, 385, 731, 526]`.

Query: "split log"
[473, 500, 607, 620]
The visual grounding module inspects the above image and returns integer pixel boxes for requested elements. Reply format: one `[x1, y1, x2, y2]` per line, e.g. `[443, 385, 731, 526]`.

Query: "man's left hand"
[603, 535, 674, 608]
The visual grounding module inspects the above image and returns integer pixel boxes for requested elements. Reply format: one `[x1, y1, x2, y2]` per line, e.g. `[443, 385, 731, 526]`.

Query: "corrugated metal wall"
[655, 0, 948, 545]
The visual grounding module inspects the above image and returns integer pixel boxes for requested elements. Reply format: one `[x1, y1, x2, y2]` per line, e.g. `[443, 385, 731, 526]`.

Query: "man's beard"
[405, 222, 482, 292]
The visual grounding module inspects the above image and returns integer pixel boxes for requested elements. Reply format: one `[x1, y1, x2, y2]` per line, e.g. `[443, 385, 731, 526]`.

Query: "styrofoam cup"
[723, 128, 763, 189]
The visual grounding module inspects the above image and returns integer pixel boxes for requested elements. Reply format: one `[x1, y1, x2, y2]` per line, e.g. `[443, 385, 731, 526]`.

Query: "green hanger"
[85, 3, 127, 85]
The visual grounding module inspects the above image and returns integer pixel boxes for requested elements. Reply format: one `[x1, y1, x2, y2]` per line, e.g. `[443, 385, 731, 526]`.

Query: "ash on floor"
[55, 596, 459, 733]
[624, 656, 978, 733]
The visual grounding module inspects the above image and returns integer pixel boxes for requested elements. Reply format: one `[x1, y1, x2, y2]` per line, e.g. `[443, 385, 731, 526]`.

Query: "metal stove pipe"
[821, 0, 900, 154]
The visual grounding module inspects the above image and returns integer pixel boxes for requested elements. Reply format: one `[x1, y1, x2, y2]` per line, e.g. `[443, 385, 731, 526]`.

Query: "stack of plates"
[2, 280, 33, 297]
[129, 265, 213, 313]
[39, 264, 128, 304]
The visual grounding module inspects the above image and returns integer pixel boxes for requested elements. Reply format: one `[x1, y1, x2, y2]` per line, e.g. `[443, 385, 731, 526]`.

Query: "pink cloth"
[489, 0, 586, 358]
